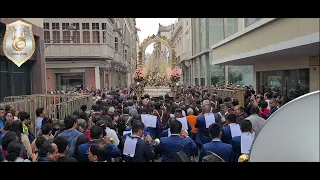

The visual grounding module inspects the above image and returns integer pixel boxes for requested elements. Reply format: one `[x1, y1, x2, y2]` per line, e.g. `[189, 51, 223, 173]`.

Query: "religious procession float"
[133, 34, 182, 98]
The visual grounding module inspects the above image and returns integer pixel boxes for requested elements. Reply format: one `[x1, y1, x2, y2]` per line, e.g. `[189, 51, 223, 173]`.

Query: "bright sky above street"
[136, 18, 177, 53]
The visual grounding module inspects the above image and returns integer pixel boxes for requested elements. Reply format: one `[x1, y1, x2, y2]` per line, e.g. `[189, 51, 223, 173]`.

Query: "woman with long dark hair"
[6, 141, 31, 162]
[11, 120, 32, 158]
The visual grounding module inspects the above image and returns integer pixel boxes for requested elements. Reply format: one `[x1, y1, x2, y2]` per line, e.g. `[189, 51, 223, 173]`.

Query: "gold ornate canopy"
[138, 34, 177, 70]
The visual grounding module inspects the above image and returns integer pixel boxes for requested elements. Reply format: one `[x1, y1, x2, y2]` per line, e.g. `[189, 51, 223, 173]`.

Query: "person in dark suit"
[142, 108, 162, 140]
[121, 121, 155, 162]
[159, 120, 197, 162]
[195, 104, 222, 149]
[174, 109, 192, 134]
[231, 120, 254, 162]
[199, 123, 233, 162]
[221, 114, 240, 144]
[161, 117, 176, 137]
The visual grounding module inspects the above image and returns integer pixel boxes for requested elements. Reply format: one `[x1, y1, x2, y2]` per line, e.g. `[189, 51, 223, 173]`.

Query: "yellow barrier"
[209, 88, 245, 106]
[2, 94, 93, 133]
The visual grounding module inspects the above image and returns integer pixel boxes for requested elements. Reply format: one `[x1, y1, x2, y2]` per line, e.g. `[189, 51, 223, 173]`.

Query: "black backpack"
[170, 138, 191, 162]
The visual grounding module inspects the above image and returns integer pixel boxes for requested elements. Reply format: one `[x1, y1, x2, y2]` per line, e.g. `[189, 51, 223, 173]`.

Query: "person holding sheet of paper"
[231, 120, 254, 162]
[199, 123, 233, 162]
[142, 108, 162, 140]
[195, 105, 222, 149]
[174, 109, 192, 134]
[221, 114, 241, 145]
[158, 120, 197, 162]
[121, 121, 155, 162]
[121, 119, 152, 142]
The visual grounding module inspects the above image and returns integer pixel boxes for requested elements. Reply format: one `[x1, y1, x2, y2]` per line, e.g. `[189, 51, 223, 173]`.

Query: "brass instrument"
[238, 154, 249, 162]
[144, 134, 160, 146]
[250, 91, 319, 162]
[202, 151, 225, 162]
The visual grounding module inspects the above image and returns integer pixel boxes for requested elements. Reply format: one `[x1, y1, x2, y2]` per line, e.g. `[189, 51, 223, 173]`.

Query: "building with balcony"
[211, 18, 320, 99]
[44, 18, 137, 91]
[0, 18, 46, 100]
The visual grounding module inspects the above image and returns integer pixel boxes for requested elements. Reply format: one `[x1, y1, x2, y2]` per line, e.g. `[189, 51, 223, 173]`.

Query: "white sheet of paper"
[182, 110, 186, 117]
[241, 132, 255, 154]
[204, 113, 216, 128]
[176, 117, 188, 130]
[141, 114, 157, 128]
[229, 123, 241, 137]
[167, 128, 171, 137]
[123, 130, 132, 136]
[123, 137, 138, 157]
[170, 114, 174, 118]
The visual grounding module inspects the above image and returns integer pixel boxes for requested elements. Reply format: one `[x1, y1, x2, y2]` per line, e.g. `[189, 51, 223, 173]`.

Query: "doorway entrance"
[55, 73, 84, 91]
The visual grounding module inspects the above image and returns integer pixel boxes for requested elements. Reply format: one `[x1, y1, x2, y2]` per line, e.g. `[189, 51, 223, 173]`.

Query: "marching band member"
[231, 120, 254, 162]
[143, 108, 162, 139]
[221, 114, 241, 144]
[158, 120, 197, 162]
[161, 117, 176, 137]
[195, 104, 222, 149]
[77, 125, 120, 162]
[174, 109, 192, 134]
[199, 123, 233, 162]
[122, 121, 155, 162]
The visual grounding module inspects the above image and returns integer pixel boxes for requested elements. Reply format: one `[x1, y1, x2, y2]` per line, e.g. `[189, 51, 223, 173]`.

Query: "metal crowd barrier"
[2, 94, 93, 133]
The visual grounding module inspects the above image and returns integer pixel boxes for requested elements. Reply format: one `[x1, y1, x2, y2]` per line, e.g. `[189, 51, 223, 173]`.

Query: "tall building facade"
[0, 18, 46, 100]
[170, 18, 192, 85]
[44, 18, 138, 91]
[175, 18, 254, 86]
[211, 18, 319, 98]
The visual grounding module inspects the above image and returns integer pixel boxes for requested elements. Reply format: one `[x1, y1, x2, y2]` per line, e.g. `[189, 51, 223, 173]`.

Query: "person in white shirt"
[264, 92, 272, 110]
[35, 108, 45, 136]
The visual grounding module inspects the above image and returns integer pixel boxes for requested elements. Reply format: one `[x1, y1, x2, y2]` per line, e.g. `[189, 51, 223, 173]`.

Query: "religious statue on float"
[143, 42, 171, 87]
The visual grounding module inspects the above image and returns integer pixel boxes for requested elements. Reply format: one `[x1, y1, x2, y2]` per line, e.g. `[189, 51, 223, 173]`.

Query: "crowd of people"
[0, 85, 284, 162]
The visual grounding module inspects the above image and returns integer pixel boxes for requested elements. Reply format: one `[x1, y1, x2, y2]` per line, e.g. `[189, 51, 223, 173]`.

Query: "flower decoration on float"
[133, 68, 144, 82]
[170, 66, 182, 83]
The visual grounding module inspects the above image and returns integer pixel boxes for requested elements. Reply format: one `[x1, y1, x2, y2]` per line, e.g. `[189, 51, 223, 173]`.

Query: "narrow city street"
[0, 18, 319, 163]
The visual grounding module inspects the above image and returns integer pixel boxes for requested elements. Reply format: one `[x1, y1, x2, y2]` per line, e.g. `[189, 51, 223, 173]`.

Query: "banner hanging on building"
[2, 20, 36, 67]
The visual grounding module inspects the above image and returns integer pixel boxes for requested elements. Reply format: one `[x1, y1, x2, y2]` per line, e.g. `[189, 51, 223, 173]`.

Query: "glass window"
[208, 18, 224, 46]
[224, 18, 238, 38]
[244, 18, 262, 28]
[257, 68, 309, 100]
[200, 18, 206, 51]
